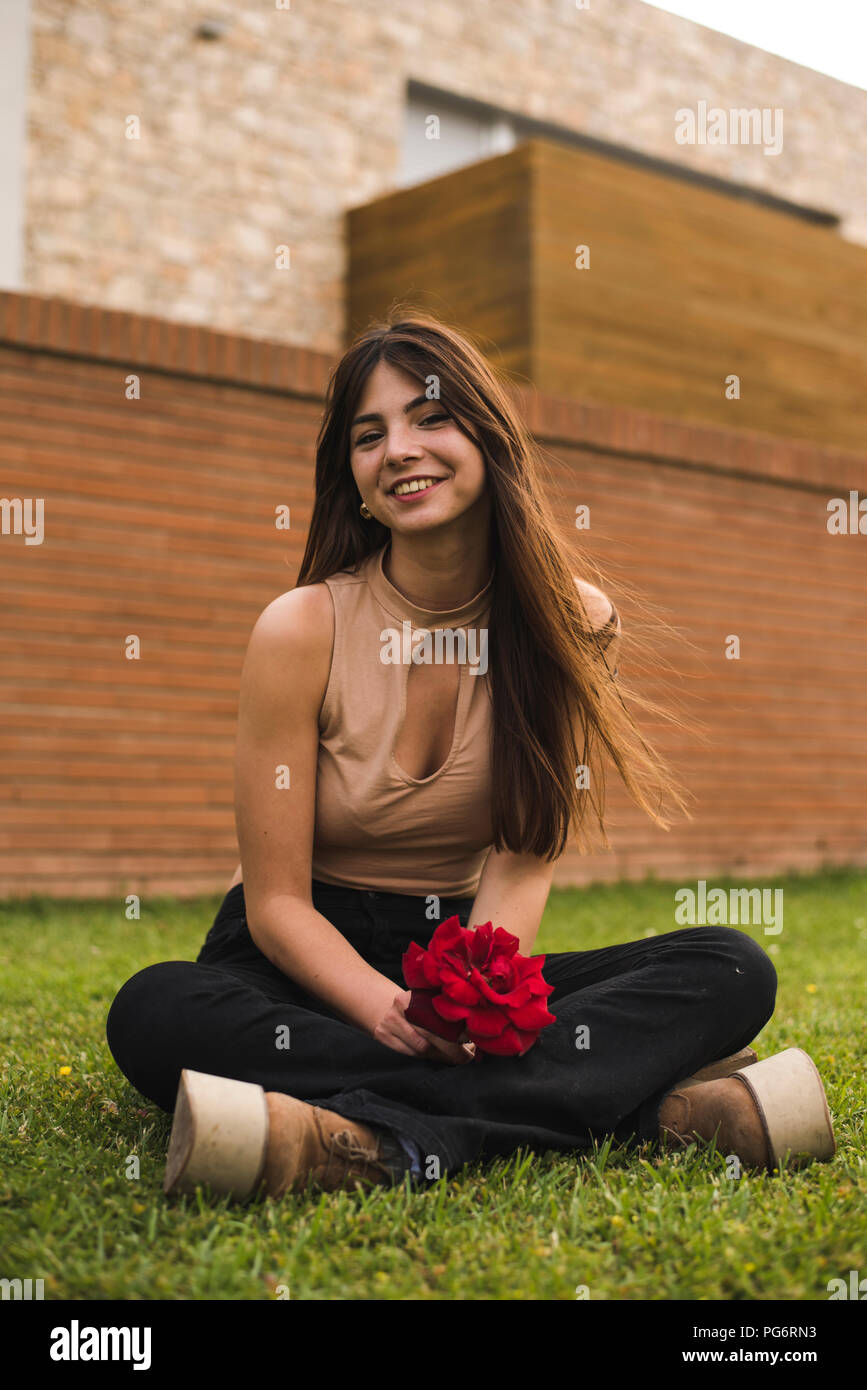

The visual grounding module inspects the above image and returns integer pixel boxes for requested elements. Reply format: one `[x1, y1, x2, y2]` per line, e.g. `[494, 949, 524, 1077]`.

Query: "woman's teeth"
[392, 477, 439, 496]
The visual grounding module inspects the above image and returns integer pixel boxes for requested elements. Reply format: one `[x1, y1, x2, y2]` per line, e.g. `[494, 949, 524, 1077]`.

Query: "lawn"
[1, 868, 864, 1301]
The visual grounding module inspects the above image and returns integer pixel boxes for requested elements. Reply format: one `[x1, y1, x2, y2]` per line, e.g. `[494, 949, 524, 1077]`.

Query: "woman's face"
[348, 361, 488, 534]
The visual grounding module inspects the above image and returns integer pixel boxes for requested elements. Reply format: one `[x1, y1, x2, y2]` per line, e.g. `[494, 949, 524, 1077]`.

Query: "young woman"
[106, 313, 835, 1199]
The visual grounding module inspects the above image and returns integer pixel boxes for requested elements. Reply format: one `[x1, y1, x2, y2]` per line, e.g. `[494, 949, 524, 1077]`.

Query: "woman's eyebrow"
[351, 393, 432, 429]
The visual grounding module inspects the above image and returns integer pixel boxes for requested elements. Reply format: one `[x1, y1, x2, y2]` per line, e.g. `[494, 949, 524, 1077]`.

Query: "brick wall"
[1, 290, 865, 898]
[18, 0, 867, 350]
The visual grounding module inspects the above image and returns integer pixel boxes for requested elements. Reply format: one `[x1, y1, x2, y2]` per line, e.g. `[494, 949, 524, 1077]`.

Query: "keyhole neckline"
[390, 658, 468, 786]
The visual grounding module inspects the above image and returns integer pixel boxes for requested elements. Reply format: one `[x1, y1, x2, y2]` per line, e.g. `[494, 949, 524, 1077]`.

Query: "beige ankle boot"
[163, 1069, 396, 1200]
[260, 1091, 396, 1197]
[659, 1047, 835, 1172]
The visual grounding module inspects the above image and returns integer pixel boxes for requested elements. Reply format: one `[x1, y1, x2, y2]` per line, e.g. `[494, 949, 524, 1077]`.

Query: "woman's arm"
[234, 586, 392, 1025]
[466, 845, 559, 955]
[233, 585, 468, 1062]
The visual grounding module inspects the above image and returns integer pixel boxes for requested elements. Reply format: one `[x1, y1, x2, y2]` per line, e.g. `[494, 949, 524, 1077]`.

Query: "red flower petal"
[439, 937, 472, 964]
[491, 927, 521, 959]
[401, 943, 430, 990]
[433, 915, 466, 946]
[469, 923, 494, 966]
[432, 994, 470, 1022]
[512, 954, 546, 983]
[439, 972, 481, 1006]
[404, 990, 465, 1041]
[506, 1000, 557, 1029]
[486, 958, 517, 992]
[476, 1025, 539, 1056]
[437, 962, 470, 986]
[465, 1006, 509, 1038]
[475, 975, 533, 1008]
[421, 952, 444, 987]
[524, 980, 555, 1003]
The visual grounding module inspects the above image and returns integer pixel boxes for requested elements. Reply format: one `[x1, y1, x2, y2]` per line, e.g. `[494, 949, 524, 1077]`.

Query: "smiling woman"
[106, 307, 834, 1204]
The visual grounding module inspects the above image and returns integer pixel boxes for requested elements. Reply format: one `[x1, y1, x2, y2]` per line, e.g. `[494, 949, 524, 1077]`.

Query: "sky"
[642, 0, 867, 91]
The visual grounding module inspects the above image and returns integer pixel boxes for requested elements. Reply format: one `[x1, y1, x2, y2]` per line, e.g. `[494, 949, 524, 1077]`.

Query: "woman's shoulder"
[572, 575, 620, 641]
[240, 583, 336, 727]
[247, 582, 335, 675]
[257, 580, 334, 631]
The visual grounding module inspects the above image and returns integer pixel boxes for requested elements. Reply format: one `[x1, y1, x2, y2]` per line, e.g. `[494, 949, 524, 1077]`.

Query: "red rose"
[402, 916, 556, 1057]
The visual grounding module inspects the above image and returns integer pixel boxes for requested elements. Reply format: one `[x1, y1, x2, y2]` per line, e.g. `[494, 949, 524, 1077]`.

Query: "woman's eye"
[355, 413, 449, 447]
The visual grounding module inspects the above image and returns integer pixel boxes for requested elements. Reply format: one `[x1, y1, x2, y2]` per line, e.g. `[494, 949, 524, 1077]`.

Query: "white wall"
[0, 0, 30, 289]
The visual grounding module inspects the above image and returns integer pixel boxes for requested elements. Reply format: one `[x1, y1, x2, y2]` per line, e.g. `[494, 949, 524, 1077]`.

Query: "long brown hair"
[296, 307, 692, 858]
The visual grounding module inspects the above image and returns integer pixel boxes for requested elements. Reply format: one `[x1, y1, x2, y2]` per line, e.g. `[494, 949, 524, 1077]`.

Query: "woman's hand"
[372, 988, 476, 1065]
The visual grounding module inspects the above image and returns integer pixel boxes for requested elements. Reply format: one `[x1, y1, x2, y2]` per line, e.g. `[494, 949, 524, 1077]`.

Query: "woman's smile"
[389, 477, 447, 503]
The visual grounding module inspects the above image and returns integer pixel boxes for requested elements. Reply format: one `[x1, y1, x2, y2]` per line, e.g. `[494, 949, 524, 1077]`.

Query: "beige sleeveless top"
[311, 543, 495, 896]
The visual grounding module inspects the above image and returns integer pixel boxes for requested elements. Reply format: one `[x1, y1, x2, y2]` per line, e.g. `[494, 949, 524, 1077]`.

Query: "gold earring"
[359, 501, 373, 519]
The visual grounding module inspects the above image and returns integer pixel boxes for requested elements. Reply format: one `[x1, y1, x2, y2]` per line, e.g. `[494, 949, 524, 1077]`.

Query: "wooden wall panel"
[347, 152, 533, 378]
[533, 140, 867, 451]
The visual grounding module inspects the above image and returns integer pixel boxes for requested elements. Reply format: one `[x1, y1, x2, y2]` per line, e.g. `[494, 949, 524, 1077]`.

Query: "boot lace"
[314, 1112, 394, 1185]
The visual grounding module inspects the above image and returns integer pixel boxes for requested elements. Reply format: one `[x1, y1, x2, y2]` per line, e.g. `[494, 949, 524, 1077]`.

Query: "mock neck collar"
[365, 543, 494, 628]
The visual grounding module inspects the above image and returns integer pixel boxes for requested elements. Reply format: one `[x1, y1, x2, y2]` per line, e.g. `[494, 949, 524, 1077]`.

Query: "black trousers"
[105, 880, 777, 1179]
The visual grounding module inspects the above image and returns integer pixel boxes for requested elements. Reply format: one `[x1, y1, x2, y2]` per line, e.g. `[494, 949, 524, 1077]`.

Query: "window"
[400, 86, 517, 188]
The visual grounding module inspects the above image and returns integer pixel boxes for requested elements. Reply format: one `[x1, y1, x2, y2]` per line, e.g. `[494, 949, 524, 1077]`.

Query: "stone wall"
[17, 0, 867, 351]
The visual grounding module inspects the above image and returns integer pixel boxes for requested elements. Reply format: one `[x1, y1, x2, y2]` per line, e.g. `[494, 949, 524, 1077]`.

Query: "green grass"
[1, 868, 865, 1300]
